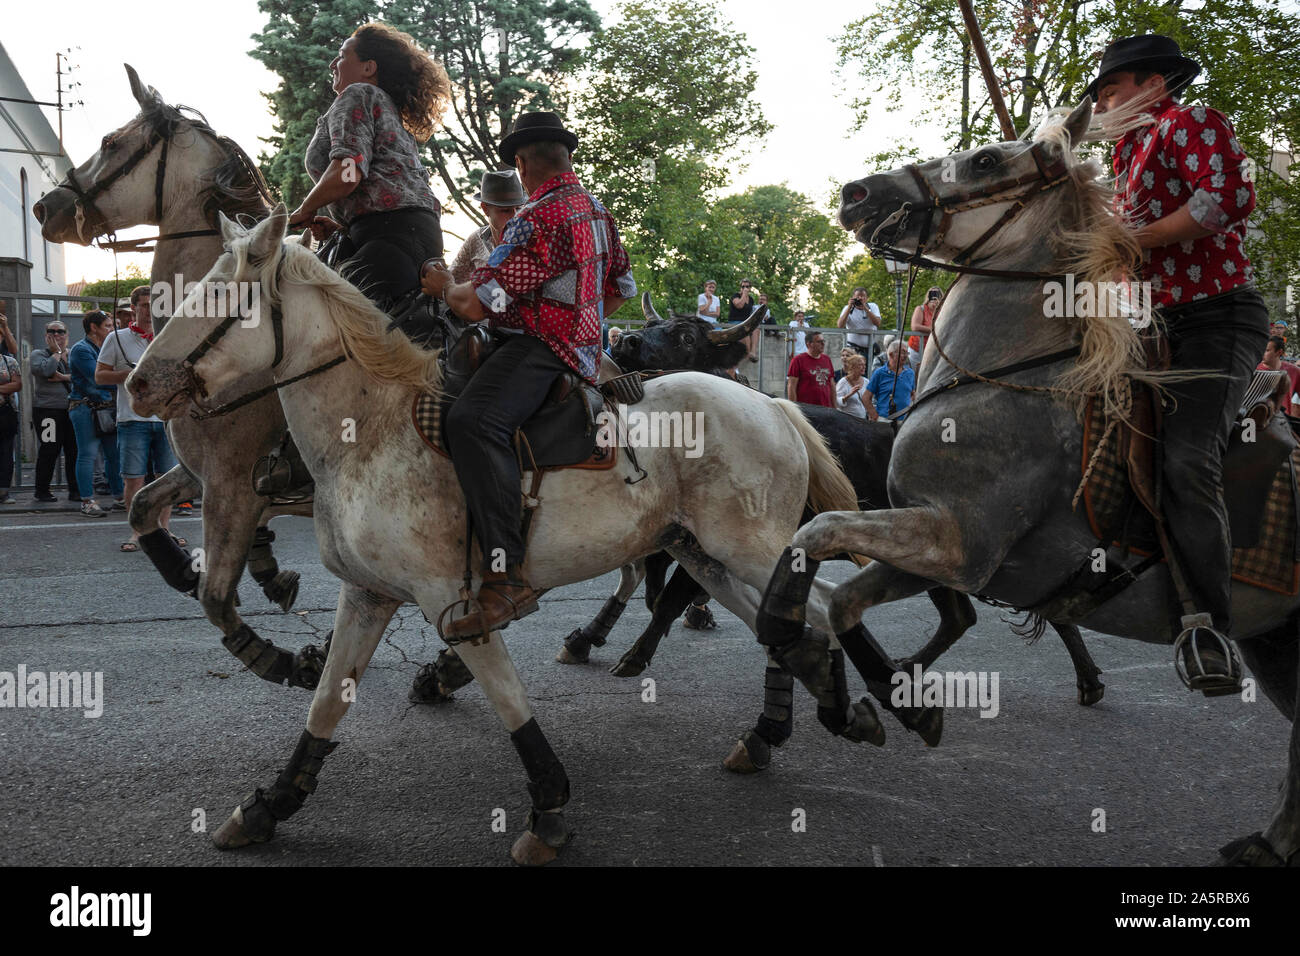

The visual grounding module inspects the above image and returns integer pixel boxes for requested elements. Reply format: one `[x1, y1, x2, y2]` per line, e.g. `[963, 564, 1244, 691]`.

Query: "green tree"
[251, 0, 379, 207]
[569, 0, 770, 310]
[392, 0, 601, 223]
[710, 185, 849, 319]
[836, 0, 1300, 314]
[77, 267, 153, 309]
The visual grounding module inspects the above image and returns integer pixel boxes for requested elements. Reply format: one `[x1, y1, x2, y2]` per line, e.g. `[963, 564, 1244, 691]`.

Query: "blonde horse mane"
[1029, 107, 1175, 421]
[227, 231, 441, 395]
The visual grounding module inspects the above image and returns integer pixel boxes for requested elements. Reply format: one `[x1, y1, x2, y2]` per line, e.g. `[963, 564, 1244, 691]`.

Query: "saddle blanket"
[1081, 398, 1300, 596]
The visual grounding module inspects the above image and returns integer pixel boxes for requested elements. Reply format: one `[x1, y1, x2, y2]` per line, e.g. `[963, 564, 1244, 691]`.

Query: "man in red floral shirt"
[1090, 35, 1270, 693]
[421, 112, 636, 639]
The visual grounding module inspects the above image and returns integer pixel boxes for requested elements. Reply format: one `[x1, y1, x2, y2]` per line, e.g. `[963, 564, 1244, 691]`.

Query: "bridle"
[56, 108, 274, 251]
[173, 262, 347, 422]
[866, 139, 1073, 281]
[856, 139, 1093, 424]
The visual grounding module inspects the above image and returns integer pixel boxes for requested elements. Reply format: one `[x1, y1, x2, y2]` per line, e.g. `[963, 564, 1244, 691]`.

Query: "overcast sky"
[8, 0, 944, 284]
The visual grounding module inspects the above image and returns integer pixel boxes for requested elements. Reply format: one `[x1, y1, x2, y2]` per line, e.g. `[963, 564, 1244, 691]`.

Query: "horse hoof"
[289, 642, 327, 691]
[722, 733, 770, 773]
[609, 656, 645, 678]
[510, 811, 572, 866]
[1077, 682, 1105, 706]
[262, 570, 300, 612]
[556, 641, 590, 665]
[211, 806, 268, 850]
[844, 698, 887, 747]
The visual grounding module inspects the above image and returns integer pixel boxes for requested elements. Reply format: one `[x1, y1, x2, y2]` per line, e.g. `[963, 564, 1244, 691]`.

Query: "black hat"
[1086, 34, 1201, 100]
[499, 111, 579, 166]
[472, 169, 529, 206]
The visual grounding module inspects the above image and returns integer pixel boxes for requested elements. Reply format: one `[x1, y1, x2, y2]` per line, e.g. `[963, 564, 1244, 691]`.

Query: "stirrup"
[1173, 613, 1243, 696]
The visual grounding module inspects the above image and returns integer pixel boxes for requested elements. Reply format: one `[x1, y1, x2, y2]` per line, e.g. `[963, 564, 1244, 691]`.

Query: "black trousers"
[32, 405, 79, 498]
[445, 334, 571, 571]
[1160, 285, 1269, 633]
[337, 207, 443, 310]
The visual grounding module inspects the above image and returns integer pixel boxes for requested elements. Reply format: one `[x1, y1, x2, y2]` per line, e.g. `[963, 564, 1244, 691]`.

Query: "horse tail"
[772, 399, 859, 516]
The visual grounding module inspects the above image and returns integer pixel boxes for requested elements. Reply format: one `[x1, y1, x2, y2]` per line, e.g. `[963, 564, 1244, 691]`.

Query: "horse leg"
[132, 465, 200, 593]
[423, 602, 573, 865]
[557, 559, 645, 665]
[722, 654, 796, 773]
[1050, 621, 1105, 706]
[662, 530, 885, 766]
[245, 522, 301, 612]
[1220, 630, 1299, 866]
[212, 585, 398, 850]
[197, 491, 325, 691]
[896, 587, 978, 672]
[611, 564, 703, 677]
[643, 551, 672, 612]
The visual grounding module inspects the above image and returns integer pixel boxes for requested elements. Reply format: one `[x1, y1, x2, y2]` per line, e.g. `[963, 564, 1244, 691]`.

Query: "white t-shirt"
[97, 327, 160, 424]
[840, 301, 881, 346]
[836, 376, 868, 419]
[697, 293, 720, 323]
[789, 319, 808, 355]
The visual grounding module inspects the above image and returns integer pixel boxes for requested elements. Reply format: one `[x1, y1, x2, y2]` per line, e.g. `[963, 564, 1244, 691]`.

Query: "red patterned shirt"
[1112, 99, 1255, 309]
[471, 172, 636, 382]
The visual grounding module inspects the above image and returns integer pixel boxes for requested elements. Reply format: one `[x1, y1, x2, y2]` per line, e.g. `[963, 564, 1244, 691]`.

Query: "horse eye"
[975, 152, 998, 171]
[101, 136, 113, 151]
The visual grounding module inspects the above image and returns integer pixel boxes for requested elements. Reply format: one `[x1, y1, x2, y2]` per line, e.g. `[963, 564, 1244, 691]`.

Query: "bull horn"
[641, 291, 665, 324]
[707, 304, 767, 344]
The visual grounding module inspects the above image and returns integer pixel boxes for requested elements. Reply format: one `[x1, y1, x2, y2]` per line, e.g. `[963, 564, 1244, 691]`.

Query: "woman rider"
[289, 22, 451, 311]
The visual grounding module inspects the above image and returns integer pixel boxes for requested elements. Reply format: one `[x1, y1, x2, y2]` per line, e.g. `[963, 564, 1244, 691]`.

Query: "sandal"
[120, 540, 140, 553]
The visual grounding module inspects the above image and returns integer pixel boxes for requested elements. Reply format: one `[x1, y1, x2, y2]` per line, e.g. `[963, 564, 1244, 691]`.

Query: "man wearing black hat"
[421, 112, 637, 639]
[449, 169, 528, 282]
[1089, 34, 1268, 694]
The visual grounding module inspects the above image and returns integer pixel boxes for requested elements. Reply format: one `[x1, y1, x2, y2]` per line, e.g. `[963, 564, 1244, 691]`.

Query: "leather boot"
[443, 567, 544, 641]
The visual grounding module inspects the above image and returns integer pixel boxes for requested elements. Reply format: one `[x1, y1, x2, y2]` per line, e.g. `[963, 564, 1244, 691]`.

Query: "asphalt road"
[0, 505, 1290, 866]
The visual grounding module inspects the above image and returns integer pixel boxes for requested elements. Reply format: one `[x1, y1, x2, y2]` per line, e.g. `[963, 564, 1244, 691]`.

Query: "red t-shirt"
[788, 352, 835, 407]
[1258, 360, 1300, 404]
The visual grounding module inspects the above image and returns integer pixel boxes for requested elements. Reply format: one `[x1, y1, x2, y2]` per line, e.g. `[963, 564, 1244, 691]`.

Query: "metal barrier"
[1, 291, 121, 491]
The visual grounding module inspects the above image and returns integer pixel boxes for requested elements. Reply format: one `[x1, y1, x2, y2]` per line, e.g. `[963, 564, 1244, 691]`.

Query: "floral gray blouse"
[304, 82, 440, 225]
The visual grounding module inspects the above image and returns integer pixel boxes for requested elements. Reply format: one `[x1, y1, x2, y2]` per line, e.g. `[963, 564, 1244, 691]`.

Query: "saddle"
[413, 324, 616, 472]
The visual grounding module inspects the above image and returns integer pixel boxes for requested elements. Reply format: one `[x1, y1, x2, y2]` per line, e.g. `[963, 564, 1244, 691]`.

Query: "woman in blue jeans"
[68, 311, 122, 518]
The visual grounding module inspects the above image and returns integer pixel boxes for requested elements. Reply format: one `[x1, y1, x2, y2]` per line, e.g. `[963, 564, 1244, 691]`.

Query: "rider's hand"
[420, 260, 451, 298]
[287, 205, 314, 231]
[308, 216, 341, 242]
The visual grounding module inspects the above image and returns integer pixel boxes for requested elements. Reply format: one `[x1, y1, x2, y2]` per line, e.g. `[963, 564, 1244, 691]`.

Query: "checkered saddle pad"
[411, 387, 618, 471]
[1081, 396, 1300, 595]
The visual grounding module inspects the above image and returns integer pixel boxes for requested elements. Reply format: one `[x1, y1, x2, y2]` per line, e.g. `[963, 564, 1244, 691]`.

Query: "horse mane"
[1029, 109, 1164, 420]
[137, 96, 273, 225]
[227, 229, 442, 395]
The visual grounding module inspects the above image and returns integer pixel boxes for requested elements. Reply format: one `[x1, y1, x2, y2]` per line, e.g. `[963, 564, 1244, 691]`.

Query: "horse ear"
[218, 211, 241, 246]
[247, 203, 289, 262]
[124, 64, 159, 108]
[1063, 98, 1093, 149]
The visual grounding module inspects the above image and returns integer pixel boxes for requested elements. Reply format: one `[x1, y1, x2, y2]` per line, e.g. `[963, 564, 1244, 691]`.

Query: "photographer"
[911, 286, 944, 336]
[28, 320, 80, 503]
[728, 279, 760, 363]
[837, 286, 880, 359]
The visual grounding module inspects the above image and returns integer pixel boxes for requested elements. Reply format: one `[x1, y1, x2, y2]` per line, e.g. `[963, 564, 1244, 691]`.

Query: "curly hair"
[351, 22, 451, 143]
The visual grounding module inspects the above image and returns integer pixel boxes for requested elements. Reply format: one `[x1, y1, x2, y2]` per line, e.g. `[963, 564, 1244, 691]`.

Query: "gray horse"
[760, 98, 1299, 866]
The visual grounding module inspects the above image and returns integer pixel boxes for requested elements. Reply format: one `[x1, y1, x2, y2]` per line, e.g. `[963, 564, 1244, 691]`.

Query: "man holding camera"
[837, 287, 880, 360]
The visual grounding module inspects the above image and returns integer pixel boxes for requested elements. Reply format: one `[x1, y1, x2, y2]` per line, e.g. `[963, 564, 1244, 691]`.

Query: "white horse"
[126, 206, 913, 864]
